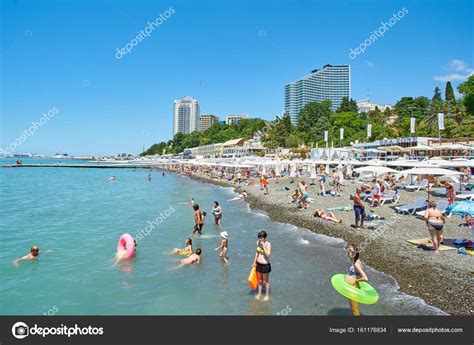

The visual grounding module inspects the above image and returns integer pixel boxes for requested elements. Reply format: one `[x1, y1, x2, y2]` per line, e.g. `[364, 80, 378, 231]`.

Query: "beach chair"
[367, 190, 399, 205]
[361, 190, 374, 201]
[415, 200, 449, 217]
[394, 196, 428, 214]
[405, 179, 429, 192]
[455, 192, 474, 201]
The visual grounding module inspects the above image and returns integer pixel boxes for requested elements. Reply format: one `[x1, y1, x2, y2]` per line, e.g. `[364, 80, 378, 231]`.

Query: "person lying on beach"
[314, 209, 342, 223]
[228, 191, 247, 201]
[14, 246, 52, 266]
[344, 244, 369, 316]
[173, 238, 193, 256]
[214, 231, 228, 263]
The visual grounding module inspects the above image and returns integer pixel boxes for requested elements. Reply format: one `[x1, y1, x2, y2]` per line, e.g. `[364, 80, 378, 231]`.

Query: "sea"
[0, 158, 444, 315]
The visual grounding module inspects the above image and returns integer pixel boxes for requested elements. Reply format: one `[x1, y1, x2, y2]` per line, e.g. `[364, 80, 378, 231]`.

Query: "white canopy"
[354, 166, 398, 174]
[401, 167, 464, 176]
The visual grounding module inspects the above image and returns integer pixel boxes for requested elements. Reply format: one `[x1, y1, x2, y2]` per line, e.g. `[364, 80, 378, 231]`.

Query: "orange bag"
[248, 267, 258, 290]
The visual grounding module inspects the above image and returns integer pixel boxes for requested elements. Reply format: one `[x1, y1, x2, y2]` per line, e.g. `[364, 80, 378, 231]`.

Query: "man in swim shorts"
[192, 204, 204, 236]
[353, 187, 366, 228]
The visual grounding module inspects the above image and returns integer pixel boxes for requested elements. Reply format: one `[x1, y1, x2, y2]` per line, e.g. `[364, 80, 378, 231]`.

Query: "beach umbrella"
[337, 160, 344, 182]
[401, 167, 464, 176]
[346, 160, 352, 176]
[354, 166, 398, 175]
[446, 201, 474, 217]
[310, 163, 317, 179]
[290, 163, 296, 177]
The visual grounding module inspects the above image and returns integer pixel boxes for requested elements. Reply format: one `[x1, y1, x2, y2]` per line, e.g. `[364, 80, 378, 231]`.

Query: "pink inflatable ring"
[117, 233, 135, 259]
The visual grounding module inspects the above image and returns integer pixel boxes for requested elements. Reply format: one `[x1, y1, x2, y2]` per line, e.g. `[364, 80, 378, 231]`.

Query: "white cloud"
[434, 73, 472, 82]
[446, 59, 471, 72]
[434, 59, 473, 82]
[365, 60, 375, 68]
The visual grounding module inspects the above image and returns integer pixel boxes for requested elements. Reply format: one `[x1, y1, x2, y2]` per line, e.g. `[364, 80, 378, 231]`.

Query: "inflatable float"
[248, 267, 258, 290]
[117, 233, 135, 259]
[176, 249, 191, 256]
[331, 274, 379, 304]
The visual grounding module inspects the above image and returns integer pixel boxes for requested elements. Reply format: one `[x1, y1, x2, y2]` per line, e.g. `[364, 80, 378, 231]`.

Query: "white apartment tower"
[173, 96, 200, 135]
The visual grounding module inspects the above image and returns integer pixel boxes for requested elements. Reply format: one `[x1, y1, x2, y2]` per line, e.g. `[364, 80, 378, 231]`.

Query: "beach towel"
[327, 206, 352, 212]
[407, 238, 457, 251]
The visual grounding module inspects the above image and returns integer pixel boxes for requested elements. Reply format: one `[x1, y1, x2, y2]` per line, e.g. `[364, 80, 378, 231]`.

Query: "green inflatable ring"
[331, 274, 379, 305]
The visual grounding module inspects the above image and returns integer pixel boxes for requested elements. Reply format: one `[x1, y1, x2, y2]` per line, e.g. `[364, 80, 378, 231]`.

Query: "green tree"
[445, 81, 455, 103]
[296, 100, 332, 142]
[336, 97, 358, 113]
[458, 75, 474, 116]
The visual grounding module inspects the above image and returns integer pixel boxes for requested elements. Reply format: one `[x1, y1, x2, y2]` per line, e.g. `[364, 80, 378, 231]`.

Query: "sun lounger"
[361, 190, 374, 201]
[405, 179, 429, 192]
[415, 200, 449, 217]
[368, 190, 399, 205]
[394, 196, 427, 214]
[455, 192, 474, 201]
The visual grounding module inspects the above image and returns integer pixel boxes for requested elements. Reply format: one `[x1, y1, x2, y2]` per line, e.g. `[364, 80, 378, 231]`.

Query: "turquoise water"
[0, 158, 443, 315]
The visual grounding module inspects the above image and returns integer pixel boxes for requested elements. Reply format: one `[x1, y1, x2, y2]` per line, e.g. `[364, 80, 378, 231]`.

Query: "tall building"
[285, 64, 350, 123]
[173, 96, 200, 135]
[200, 114, 220, 132]
[226, 114, 249, 125]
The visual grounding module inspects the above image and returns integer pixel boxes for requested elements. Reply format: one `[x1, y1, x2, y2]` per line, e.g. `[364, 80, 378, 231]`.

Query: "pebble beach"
[186, 172, 474, 316]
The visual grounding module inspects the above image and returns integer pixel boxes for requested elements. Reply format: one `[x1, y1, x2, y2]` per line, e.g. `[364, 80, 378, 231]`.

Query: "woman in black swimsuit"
[252, 230, 272, 301]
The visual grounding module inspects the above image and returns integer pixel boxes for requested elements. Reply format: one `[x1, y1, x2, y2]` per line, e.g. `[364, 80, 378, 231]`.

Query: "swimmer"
[214, 231, 228, 263]
[344, 244, 369, 316]
[114, 239, 137, 264]
[173, 238, 193, 256]
[252, 230, 272, 301]
[147, 174, 152, 181]
[162, 172, 165, 177]
[13, 246, 52, 266]
[192, 204, 204, 236]
[178, 248, 202, 267]
[107, 176, 116, 180]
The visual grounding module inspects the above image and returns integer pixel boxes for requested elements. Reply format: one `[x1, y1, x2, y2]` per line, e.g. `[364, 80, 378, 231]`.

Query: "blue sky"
[1, 0, 472, 155]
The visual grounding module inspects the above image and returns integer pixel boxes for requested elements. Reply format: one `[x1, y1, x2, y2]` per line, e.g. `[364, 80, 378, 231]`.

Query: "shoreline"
[184, 172, 473, 316]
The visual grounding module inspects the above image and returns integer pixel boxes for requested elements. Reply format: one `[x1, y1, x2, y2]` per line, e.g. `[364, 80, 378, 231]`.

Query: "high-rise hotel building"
[285, 64, 350, 123]
[200, 114, 220, 132]
[173, 96, 200, 135]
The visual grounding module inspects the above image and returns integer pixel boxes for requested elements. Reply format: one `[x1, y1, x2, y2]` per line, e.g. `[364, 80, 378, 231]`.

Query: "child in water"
[173, 238, 192, 256]
[214, 231, 228, 263]
[344, 244, 368, 316]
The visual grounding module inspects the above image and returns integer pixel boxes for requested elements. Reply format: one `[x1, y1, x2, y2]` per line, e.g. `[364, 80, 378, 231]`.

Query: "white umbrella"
[402, 167, 464, 176]
[290, 163, 296, 177]
[354, 166, 398, 174]
[310, 164, 317, 179]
